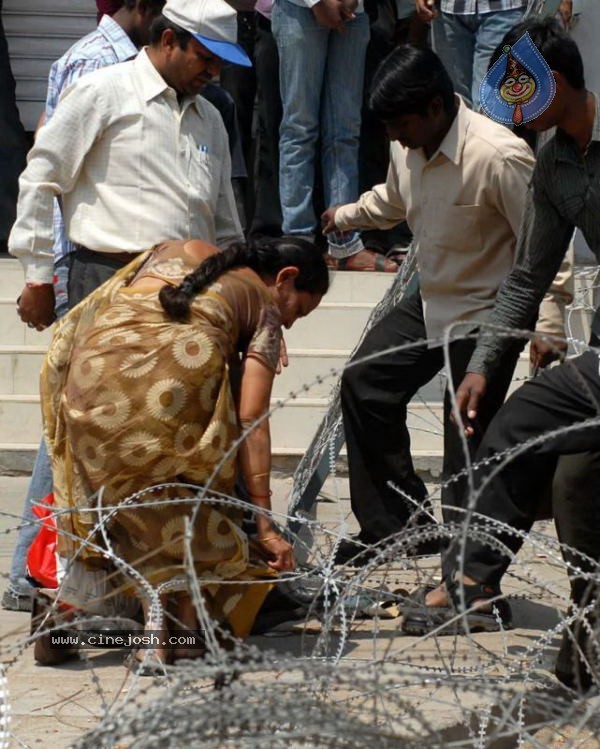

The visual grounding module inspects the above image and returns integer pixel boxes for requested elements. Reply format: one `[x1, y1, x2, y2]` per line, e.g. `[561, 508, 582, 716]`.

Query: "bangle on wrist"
[249, 490, 272, 501]
[258, 534, 280, 542]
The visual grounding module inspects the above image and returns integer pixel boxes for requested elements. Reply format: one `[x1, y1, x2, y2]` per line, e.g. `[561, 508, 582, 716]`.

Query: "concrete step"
[0, 300, 54, 347]
[0, 259, 396, 301]
[0, 296, 377, 350]
[0, 346, 46, 395]
[269, 399, 444, 454]
[0, 342, 532, 400]
[0, 391, 444, 454]
[285, 303, 379, 350]
[274, 349, 531, 401]
[0, 395, 43, 445]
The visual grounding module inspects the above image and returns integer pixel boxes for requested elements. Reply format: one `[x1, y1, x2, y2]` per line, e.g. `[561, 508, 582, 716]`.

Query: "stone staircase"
[0, 257, 595, 474]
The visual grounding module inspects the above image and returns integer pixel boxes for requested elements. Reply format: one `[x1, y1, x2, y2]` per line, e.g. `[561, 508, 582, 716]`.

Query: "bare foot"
[424, 585, 449, 607]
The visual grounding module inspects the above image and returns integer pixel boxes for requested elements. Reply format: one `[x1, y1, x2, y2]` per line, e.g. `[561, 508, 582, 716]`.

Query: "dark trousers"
[551, 324, 600, 607]
[250, 13, 282, 237]
[340, 288, 522, 553]
[462, 350, 600, 589]
[0, 0, 28, 249]
[67, 247, 137, 307]
[220, 11, 256, 230]
[553, 452, 600, 607]
[220, 12, 283, 237]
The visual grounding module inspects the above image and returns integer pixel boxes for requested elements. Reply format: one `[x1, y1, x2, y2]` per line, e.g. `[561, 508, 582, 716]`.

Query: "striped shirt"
[45, 15, 137, 263]
[441, 0, 527, 14]
[468, 93, 600, 375]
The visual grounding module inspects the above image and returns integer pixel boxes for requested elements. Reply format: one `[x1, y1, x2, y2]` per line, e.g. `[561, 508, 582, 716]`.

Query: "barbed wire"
[1, 265, 599, 748]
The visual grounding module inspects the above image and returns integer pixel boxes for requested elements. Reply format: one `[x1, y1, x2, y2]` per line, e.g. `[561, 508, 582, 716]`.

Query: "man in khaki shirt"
[321, 44, 571, 566]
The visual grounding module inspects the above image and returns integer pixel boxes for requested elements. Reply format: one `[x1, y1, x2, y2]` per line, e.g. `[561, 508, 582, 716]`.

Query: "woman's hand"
[259, 533, 296, 572]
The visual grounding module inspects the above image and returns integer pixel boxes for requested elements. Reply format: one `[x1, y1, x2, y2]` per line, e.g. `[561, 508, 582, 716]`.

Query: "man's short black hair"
[489, 17, 585, 90]
[123, 0, 166, 11]
[369, 45, 455, 121]
[149, 14, 193, 48]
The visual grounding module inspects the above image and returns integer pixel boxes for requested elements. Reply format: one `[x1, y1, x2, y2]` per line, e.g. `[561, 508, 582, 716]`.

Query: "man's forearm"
[335, 183, 406, 232]
[467, 269, 558, 376]
[9, 172, 59, 283]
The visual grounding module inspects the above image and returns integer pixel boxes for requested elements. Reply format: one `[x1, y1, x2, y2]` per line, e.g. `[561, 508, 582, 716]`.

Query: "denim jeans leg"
[54, 255, 70, 319]
[321, 12, 369, 208]
[6, 257, 69, 592]
[472, 8, 525, 110]
[272, 0, 329, 235]
[8, 438, 53, 590]
[432, 12, 476, 107]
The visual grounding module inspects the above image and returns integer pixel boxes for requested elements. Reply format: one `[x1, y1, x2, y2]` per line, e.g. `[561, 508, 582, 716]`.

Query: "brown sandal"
[326, 249, 399, 273]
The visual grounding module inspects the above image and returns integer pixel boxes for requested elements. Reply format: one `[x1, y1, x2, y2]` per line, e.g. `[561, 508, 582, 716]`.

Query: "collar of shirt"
[554, 91, 600, 164]
[97, 13, 138, 62]
[134, 48, 205, 117]
[406, 96, 468, 171]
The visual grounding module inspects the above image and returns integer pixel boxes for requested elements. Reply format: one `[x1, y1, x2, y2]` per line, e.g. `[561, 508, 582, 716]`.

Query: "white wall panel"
[4, 0, 96, 130]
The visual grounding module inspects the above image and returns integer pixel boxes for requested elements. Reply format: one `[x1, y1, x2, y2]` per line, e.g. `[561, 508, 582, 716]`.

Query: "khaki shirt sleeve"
[335, 145, 407, 231]
[535, 242, 574, 337]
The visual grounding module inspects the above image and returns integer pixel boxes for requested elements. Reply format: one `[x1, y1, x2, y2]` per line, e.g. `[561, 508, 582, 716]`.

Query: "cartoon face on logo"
[500, 56, 536, 106]
[479, 33, 556, 128]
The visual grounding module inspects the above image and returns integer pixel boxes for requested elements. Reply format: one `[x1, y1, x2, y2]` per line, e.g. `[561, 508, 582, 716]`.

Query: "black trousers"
[220, 12, 283, 237]
[250, 13, 282, 237]
[0, 0, 28, 249]
[461, 350, 600, 589]
[67, 247, 137, 308]
[340, 288, 522, 554]
[553, 452, 600, 607]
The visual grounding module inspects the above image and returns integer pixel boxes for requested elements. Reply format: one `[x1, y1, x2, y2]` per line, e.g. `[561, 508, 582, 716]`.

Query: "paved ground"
[0, 475, 598, 748]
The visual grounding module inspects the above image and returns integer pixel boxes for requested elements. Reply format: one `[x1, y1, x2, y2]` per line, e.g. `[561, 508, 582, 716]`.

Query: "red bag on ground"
[26, 492, 61, 589]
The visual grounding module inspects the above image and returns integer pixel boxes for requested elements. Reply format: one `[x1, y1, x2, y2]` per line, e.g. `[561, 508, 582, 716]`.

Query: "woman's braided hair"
[159, 236, 329, 322]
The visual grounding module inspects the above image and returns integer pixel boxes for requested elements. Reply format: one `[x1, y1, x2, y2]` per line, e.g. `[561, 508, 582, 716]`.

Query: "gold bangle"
[249, 491, 272, 501]
[258, 534, 279, 542]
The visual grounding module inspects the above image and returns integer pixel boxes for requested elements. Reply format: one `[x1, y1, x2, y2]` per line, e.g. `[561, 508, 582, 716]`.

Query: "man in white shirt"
[10, 0, 249, 329]
[2, 0, 165, 614]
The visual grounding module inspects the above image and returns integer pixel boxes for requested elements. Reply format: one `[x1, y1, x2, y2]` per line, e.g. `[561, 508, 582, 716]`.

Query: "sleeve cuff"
[19, 256, 56, 285]
[334, 203, 361, 230]
[535, 299, 566, 338]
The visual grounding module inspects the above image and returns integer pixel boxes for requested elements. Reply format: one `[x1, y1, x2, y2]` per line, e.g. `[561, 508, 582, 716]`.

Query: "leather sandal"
[401, 580, 512, 636]
[326, 249, 399, 273]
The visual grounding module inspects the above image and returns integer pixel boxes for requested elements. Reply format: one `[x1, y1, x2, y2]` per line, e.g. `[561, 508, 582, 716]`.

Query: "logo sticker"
[480, 32, 556, 126]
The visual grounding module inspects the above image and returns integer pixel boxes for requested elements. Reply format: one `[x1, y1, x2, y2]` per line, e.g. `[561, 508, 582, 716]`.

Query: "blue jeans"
[272, 0, 369, 236]
[432, 8, 525, 110]
[7, 258, 70, 592]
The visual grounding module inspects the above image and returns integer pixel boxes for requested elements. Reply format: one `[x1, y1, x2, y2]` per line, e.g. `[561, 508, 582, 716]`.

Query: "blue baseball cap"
[162, 0, 252, 68]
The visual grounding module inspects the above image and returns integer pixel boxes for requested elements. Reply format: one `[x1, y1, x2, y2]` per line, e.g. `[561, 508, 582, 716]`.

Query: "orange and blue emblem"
[480, 32, 556, 126]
